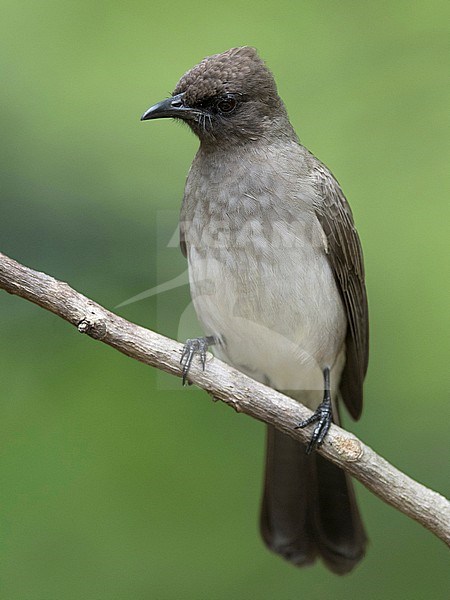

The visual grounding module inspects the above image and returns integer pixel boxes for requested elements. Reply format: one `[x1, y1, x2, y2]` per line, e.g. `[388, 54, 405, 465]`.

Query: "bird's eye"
[216, 96, 237, 114]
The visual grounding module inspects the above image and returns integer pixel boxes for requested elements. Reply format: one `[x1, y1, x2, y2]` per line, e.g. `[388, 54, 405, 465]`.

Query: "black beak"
[140, 93, 197, 121]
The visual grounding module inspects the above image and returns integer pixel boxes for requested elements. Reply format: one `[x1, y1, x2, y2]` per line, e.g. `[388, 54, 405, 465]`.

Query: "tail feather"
[260, 425, 367, 574]
[260, 425, 316, 566]
[313, 452, 367, 573]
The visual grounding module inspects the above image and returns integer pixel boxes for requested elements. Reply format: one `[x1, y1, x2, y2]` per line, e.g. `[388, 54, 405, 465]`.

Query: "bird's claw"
[180, 337, 210, 385]
[295, 397, 333, 454]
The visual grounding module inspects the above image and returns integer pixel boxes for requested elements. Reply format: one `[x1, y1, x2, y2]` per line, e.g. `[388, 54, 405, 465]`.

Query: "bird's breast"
[180, 147, 346, 392]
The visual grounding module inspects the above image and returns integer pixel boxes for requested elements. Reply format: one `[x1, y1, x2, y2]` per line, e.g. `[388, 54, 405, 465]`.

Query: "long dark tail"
[260, 425, 367, 574]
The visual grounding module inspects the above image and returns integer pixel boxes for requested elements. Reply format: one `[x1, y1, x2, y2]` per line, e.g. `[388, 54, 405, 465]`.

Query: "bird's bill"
[140, 93, 198, 121]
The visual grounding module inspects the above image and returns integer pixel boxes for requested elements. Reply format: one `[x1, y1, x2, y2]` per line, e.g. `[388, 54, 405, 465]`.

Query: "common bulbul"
[141, 47, 369, 574]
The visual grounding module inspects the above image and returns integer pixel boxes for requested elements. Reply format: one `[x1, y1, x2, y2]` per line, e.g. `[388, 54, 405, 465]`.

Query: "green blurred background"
[1, 1, 449, 598]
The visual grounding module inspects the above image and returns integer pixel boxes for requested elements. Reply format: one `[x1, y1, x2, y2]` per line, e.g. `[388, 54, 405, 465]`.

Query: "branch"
[1, 251, 449, 547]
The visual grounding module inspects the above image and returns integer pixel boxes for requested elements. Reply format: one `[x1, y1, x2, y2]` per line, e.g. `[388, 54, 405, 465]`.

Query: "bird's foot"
[295, 395, 333, 455]
[180, 336, 216, 385]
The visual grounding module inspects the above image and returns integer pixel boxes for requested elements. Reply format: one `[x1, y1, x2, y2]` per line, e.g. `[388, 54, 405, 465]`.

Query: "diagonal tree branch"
[0, 251, 449, 546]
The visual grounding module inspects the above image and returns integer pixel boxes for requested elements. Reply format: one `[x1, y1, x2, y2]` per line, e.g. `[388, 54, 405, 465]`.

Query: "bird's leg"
[295, 367, 333, 454]
[180, 335, 218, 385]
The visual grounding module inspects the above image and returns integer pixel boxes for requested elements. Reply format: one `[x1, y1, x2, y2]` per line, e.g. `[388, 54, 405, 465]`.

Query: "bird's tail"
[260, 424, 367, 574]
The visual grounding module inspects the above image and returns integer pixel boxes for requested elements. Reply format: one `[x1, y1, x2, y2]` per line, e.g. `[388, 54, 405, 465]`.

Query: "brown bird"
[141, 46, 369, 574]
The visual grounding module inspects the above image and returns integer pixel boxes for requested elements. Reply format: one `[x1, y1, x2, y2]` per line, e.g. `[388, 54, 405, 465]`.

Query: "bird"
[141, 46, 369, 574]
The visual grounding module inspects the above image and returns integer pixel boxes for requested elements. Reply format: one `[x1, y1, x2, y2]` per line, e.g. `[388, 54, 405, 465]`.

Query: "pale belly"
[186, 237, 347, 404]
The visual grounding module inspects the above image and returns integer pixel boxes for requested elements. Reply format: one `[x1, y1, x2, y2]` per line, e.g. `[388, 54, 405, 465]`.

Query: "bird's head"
[141, 47, 294, 146]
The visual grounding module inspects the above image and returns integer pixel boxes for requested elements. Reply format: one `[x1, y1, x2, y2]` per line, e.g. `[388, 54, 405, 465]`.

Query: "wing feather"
[312, 165, 369, 419]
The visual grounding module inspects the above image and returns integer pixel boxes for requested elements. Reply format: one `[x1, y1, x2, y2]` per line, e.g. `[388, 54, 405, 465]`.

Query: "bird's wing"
[312, 164, 369, 419]
[180, 226, 187, 258]
[179, 202, 187, 257]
